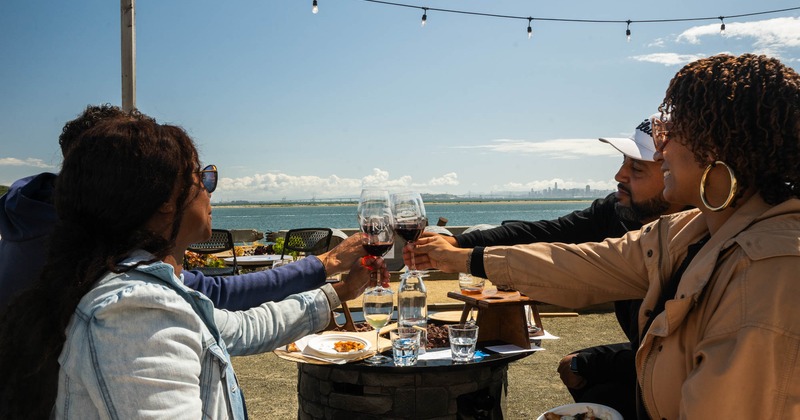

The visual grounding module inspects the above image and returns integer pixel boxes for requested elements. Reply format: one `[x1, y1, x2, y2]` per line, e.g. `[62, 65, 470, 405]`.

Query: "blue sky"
[1, 1, 798, 202]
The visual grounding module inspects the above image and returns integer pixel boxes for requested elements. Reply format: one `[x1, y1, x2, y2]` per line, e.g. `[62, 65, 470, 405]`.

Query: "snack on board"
[287, 342, 299, 353]
[333, 340, 365, 353]
[544, 406, 604, 420]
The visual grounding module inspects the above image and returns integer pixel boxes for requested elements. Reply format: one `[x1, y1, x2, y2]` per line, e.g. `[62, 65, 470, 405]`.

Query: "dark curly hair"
[0, 118, 200, 419]
[659, 53, 800, 206]
[58, 104, 156, 156]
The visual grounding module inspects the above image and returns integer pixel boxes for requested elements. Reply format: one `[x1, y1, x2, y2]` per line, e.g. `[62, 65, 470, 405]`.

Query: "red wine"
[363, 242, 393, 257]
[395, 223, 424, 242]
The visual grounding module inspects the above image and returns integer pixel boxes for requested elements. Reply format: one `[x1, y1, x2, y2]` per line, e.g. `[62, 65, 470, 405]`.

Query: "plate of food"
[537, 403, 623, 420]
[305, 334, 371, 360]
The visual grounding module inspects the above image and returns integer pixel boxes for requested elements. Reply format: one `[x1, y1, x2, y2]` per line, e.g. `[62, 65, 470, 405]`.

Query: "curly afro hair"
[659, 53, 800, 206]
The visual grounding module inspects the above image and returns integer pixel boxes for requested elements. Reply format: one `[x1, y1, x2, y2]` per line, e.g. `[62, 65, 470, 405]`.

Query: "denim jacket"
[54, 250, 331, 419]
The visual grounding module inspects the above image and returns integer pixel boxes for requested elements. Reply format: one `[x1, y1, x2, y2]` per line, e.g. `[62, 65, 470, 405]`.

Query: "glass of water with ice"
[391, 327, 421, 366]
[448, 324, 479, 363]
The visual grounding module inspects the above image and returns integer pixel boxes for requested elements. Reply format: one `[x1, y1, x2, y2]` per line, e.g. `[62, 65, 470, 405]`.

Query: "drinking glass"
[391, 191, 427, 276]
[448, 324, 479, 363]
[390, 327, 421, 366]
[362, 286, 394, 365]
[358, 189, 395, 286]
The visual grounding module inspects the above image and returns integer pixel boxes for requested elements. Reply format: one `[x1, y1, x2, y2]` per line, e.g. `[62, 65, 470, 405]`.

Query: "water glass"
[458, 273, 485, 295]
[391, 327, 421, 366]
[448, 324, 479, 362]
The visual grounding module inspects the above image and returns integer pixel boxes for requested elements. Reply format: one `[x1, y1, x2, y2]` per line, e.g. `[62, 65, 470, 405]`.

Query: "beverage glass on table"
[448, 324, 479, 363]
[362, 286, 395, 365]
[458, 273, 485, 295]
[390, 327, 421, 366]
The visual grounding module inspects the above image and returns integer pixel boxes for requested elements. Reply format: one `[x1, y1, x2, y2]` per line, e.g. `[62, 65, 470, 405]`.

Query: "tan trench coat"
[483, 195, 800, 419]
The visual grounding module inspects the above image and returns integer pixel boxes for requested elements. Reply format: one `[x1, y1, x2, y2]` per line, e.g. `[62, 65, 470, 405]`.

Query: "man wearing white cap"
[437, 114, 685, 419]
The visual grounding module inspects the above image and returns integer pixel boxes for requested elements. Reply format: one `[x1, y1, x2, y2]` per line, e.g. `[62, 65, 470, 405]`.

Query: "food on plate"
[333, 340, 365, 353]
[544, 406, 607, 420]
[287, 342, 299, 353]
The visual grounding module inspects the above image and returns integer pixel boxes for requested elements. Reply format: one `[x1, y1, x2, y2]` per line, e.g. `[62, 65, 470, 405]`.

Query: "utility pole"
[121, 0, 136, 112]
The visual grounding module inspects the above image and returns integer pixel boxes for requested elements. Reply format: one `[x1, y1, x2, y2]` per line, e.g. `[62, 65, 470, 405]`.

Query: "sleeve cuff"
[470, 247, 487, 279]
[319, 283, 341, 310]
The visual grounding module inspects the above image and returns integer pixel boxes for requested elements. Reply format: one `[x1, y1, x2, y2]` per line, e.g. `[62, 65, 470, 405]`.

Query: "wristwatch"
[570, 356, 580, 374]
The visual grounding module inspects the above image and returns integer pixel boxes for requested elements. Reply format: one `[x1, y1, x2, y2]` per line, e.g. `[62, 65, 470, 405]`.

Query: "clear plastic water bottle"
[397, 272, 428, 353]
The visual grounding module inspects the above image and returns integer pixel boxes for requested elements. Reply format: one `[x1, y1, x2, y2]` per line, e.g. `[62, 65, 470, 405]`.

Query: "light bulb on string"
[625, 20, 631, 42]
[312, 0, 318, 14]
[527, 18, 533, 39]
[719, 16, 726, 35]
[421, 8, 427, 27]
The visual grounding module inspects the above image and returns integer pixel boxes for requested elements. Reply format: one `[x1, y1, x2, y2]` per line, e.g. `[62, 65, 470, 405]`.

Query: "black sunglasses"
[198, 164, 218, 193]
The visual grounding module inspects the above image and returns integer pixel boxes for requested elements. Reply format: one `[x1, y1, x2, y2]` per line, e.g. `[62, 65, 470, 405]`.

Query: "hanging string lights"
[311, 1, 800, 42]
[527, 17, 533, 39]
[626, 20, 631, 42]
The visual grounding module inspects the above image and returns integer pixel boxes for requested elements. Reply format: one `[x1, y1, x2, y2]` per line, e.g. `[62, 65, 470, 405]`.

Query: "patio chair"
[279, 228, 334, 260]
[186, 229, 238, 276]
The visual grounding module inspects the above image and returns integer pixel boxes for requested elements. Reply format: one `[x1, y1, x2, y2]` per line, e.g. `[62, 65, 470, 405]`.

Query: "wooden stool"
[447, 290, 544, 349]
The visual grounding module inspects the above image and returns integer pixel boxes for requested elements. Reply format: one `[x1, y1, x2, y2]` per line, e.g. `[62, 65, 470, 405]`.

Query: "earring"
[699, 161, 738, 212]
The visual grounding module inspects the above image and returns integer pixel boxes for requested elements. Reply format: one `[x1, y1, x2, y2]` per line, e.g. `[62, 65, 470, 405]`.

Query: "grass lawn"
[232, 311, 627, 419]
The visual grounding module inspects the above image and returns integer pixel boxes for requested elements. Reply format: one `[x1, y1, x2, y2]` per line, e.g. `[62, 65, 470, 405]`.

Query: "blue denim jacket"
[54, 251, 331, 419]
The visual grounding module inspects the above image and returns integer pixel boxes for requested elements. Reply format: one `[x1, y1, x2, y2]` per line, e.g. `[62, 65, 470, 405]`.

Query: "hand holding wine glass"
[391, 191, 427, 275]
[358, 189, 394, 287]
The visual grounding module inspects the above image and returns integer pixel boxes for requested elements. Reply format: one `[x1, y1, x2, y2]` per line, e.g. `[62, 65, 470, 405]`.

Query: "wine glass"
[357, 189, 395, 286]
[361, 286, 394, 365]
[391, 191, 427, 276]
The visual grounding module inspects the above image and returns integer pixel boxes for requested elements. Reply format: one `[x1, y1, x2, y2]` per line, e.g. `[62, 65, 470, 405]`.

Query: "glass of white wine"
[361, 286, 394, 365]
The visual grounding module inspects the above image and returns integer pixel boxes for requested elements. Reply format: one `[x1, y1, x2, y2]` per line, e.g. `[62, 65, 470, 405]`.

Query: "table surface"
[223, 255, 293, 266]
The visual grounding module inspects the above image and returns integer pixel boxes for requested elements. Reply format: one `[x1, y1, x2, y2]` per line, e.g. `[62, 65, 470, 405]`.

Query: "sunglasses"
[652, 118, 672, 153]
[198, 164, 218, 193]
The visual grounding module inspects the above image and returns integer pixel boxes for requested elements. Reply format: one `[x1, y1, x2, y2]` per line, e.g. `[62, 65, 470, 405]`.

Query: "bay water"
[211, 200, 593, 235]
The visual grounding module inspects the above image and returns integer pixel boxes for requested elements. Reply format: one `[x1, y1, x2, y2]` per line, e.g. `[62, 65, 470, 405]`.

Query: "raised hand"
[402, 234, 470, 274]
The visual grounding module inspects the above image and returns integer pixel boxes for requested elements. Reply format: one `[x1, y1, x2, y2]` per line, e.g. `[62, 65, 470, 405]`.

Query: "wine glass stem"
[410, 241, 416, 271]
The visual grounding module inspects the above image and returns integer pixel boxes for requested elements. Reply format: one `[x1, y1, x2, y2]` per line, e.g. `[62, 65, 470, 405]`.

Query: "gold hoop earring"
[699, 161, 738, 212]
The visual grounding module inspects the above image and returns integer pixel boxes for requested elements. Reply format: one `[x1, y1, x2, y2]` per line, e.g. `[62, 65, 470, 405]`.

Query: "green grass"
[232, 312, 627, 419]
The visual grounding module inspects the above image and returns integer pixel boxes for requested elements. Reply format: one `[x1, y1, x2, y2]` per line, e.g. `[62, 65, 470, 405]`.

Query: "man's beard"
[615, 193, 671, 223]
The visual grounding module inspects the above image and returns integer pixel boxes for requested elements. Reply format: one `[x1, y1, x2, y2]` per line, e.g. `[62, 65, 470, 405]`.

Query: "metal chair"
[279, 228, 334, 260]
[186, 229, 238, 276]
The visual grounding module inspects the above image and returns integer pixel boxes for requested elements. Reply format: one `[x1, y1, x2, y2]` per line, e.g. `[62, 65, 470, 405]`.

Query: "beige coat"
[484, 195, 800, 419]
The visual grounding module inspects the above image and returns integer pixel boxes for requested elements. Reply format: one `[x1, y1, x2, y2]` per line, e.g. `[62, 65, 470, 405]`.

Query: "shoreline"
[212, 198, 596, 209]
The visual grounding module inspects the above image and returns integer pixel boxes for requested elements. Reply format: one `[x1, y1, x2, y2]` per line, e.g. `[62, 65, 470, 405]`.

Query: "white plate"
[536, 403, 623, 420]
[305, 334, 371, 360]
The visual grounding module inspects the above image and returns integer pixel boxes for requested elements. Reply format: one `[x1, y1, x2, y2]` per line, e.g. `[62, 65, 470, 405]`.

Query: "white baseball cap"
[599, 113, 660, 162]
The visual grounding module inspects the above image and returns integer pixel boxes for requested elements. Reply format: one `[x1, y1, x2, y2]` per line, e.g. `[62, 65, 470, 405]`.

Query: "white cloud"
[215, 168, 458, 201]
[0, 157, 54, 169]
[630, 52, 708, 66]
[457, 138, 621, 159]
[677, 17, 800, 57]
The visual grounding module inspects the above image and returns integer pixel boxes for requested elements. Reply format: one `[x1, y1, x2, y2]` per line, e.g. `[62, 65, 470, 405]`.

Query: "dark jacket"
[0, 173, 326, 311]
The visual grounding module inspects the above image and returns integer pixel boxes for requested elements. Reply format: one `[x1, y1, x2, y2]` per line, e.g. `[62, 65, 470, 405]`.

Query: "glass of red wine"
[391, 191, 427, 276]
[358, 189, 395, 289]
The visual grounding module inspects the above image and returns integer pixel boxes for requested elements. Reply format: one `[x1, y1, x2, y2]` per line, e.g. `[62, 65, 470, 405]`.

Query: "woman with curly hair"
[405, 53, 800, 418]
[0, 117, 380, 419]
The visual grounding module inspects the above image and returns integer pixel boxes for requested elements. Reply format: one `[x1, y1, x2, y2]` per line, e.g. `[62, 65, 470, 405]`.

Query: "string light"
[719, 16, 726, 35]
[354, 1, 800, 40]
[626, 20, 631, 42]
[527, 17, 533, 39]
[312, 0, 318, 14]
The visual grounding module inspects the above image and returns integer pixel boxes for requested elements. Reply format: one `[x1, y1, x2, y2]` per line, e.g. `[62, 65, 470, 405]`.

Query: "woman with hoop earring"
[404, 53, 800, 418]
